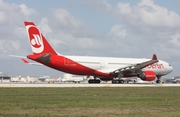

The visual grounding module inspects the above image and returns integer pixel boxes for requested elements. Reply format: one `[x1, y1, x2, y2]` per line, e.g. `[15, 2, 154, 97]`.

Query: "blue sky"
[1, 0, 180, 78]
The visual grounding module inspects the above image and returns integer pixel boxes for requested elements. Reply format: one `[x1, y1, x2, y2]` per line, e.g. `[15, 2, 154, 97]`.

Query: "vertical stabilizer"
[24, 22, 57, 55]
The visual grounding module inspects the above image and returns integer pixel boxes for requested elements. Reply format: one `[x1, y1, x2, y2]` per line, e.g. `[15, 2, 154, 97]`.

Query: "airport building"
[0, 72, 11, 82]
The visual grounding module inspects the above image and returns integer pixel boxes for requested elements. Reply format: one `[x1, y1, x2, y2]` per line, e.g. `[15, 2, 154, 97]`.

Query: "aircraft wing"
[110, 54, 158, 75]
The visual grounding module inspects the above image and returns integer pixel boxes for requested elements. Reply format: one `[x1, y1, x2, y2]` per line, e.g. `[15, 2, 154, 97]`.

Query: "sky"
[0, 0, 180, 78]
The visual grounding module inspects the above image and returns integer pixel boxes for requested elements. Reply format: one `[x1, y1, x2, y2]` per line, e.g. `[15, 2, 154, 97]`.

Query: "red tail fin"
[24, 22, 57, 55]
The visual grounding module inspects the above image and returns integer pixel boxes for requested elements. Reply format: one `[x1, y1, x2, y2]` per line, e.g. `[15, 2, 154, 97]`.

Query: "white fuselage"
[65, 55, 173, 76]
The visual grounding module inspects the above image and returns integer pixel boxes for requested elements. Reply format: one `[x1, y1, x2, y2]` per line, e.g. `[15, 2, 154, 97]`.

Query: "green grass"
[0, 87, 180, 117]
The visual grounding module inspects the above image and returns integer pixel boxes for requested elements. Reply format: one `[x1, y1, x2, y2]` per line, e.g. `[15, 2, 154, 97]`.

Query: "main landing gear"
[111, 73, 125, 84]
[88, 77, 101, 84]
[111, 79, 125, 84]
[88, 79, 101, 83]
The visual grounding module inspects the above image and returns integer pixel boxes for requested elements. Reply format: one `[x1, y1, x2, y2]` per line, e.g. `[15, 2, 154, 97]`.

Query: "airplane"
[44, 77, 60, 83]
[166, 76, 180, 83]
[20, 21, 173, 84]
[118, 77, 153, 84]
[61, 73, 89, 83]
[11, 76, 27, 82]
[135, 78, 154, 84]
[38, 75, 51, 82]
[120, 77, 137, 84]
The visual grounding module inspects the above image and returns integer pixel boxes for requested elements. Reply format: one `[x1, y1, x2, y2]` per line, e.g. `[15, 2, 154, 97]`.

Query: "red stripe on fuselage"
[50, 55, 96, 75]
[28, 54, 113, 77]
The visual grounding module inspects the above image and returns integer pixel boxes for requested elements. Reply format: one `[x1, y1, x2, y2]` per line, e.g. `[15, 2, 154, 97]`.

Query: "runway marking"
[103, 84, 112, 87]
[9, 84, 16, 87]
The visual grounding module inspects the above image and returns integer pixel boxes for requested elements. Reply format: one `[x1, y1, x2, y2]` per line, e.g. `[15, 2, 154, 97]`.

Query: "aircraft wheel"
[88, 80, 92, 83]
[156, 79, 161, 83]
[118, 80, 124, 84]
[95, 79, 101, 83]
[112, 80, 116, 84]
[88, 79, 95, 84]
[88, 79, 101, 84]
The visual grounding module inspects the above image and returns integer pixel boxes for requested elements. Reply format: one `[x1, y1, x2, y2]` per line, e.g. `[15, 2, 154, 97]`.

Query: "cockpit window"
[169, 64, 171, 66]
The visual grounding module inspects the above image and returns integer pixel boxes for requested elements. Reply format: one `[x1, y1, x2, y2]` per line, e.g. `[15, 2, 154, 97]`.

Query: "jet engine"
[137, 70, 156, 81]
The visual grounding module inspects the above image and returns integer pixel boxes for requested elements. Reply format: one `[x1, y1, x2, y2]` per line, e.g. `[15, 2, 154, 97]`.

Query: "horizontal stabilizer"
[21, 58, 43, 66]
[9, 55, 27, 58]
[21, 58, 29, 64]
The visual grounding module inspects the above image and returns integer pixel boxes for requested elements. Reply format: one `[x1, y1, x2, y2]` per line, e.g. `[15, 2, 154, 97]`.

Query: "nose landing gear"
[156, 76, 162, 84]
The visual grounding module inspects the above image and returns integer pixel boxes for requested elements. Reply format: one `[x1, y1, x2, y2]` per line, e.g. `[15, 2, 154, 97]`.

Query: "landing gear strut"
[112, 72, 125, 84]
[156, 76, 161, 84]
[112, 79, 125, 84]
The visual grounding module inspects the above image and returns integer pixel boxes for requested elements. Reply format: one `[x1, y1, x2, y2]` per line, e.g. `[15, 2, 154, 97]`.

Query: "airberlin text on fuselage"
[147, 63, 164, 69]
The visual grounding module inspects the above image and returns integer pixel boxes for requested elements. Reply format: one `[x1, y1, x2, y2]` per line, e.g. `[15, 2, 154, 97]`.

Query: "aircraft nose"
[168, 65, 173, 73]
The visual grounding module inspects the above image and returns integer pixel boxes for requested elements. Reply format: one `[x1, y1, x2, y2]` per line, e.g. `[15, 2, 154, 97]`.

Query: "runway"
[0, 83, 180, 87]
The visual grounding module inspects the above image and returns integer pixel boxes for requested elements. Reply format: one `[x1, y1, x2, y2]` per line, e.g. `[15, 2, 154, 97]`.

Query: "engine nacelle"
[137, 70, 156, 81]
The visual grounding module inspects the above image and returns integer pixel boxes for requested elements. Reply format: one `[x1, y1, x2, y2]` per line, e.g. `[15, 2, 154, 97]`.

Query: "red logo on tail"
[27, 26, 44, 54]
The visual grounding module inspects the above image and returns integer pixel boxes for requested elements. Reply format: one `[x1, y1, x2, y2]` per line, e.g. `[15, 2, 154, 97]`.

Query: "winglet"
[152, 54, 158, 60]
[21, 58, 29, 64]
